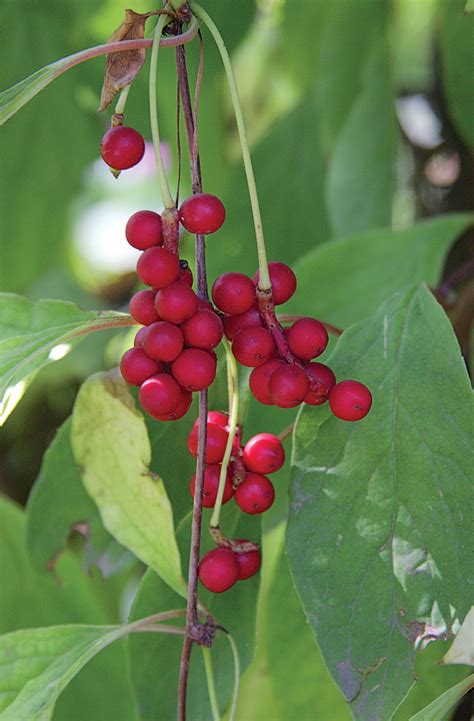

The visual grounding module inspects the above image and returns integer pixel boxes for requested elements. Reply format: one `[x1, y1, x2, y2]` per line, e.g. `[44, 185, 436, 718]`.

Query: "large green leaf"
[410, 674, 474, 721]
[71, 370, 185, 596]
[287, 285, 473, 721]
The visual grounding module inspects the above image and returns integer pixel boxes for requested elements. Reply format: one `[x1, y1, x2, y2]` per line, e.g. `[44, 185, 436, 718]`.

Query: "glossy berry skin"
[120, 348, 162, 386]
[268, 364, 309, 408]
[181, 309, 223, 350]
[329, 380, 372, 421]
[187, 422, 229, 464]
[136, 247, 180, 289]
[253, 262, 297, 305]
[125, 210, 162, 250]
[223, 304, 263, 341]
[304, 362, 336, 405]
[154, 282, 198, 325]
[287, 318, 329, 360]
[235, 473, 275, 514]
[179, 193, 226, 235]
[190, 464, 234, 507]
[232, 327, 275, 367]
[212, 273, 255, 315]
[249, 359, 285, 405]
[100, 126, 145, 170]
[143, 321, 184, 362]
[129, 290, 159, 326]
[139, 373, 183, 417]
[198, 548, 240, 593]
[243, 433, 285, 474]
[134, 326, 148, 347]
[234, 540, 261, 580]
[171, 349, 217, 391]
[154, 389, 192, 422]
[179, 261, 194, 287]
[206, 411, 229, 427]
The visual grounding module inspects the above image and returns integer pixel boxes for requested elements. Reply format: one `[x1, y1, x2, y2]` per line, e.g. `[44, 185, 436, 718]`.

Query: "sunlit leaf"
[441, 607, 474, 666]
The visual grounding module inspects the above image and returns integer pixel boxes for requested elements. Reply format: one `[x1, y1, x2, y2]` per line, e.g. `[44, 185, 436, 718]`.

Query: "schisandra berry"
[232, 327, 276, 367]
[234, 473, 275, 514]
[154, 282, 198, 324]
[198, 547, 240, 593]
[125, 210, 163, 250]
[100, 126, 145, 170]
[179, 260, 194, 287]
[154, 390, 192, 422]
[211, 273, 255, 315]
[243, 433, 285, 474]
[136, 247, 180, 289]
[139, 373, 183, 417]
[304, 362, 336, 405]
[190, 464, 234, 507]
[249, 359, 285, 405]
[187, 422, 229, 464]
[223, 304, 263, 341]
[205, 411, 229, 427]
[129, 290, 160, 326]
[234, 540, 261, 580]
[120, 348, 162, 386]
[134, 326, 148, 347]
[287, 318, 328, 360]
[253, 262, 297, 305]
[171, 349, 217, 391]
[143, 321, 184, 362]
[181, 309, 224, 350]
[329, 380, 372, 421]
[268, 365, 309, 408]
[179, 193, 226, 234]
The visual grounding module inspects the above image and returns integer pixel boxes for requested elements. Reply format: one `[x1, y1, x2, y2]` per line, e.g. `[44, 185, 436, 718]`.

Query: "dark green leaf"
[410, 674, 474, 721]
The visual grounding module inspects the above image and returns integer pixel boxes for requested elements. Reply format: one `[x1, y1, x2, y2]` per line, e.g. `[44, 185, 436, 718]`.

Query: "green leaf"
[465, 0, 474, 12]
[287, 214, 472, 327]
[287, 285, 473, 721]
[0, 294, 131, 425]
[71, 370, 186, 596]
[441, 607, 474, 666]
[409, 674, 474, 721]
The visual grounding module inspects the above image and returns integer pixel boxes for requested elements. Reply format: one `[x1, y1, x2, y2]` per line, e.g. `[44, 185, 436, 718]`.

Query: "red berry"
[232, 326, 275, 367]
[171, 348, 216, 391]
[234, 473, 275, 514]
[136, 247, 180, 289]
[125, 210, 163, 250]
[249, 359, 285, 405]
[193, 411, 229, 428]
[243, 433, 285, 474]
[329, 380, 372, 421]
[154, 282, 198, 324]
[198, 548, 239, 593]
[100, 126, 145, 170]
[134, 326, 148, 347]
[253, 262, 297, 305]
[268, 364, 309, 408]
[234, 540, 261, 580]
[223, 304, 263, 341]
[190, 464, 234, 507]
[143, 321, 184, 362]
[129, 290, 159, 326]
[197, 298, 214, 311]
[179, 193, 226, 235]
[211, 273, 255, 315]
[179, 260, 194, 287]
[187, 422, 229, 464]
[154, 389, 192, 422]
[287, 318, 328, 360]
[304, 362, 336, 405]
[120, 348, 162, 386]
[139, 373, 183, 417]
[181, 309, 224, 350]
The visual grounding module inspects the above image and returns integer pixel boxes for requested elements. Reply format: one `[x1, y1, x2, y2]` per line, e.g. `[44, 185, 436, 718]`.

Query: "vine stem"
[202, 647, 221, 721]
[190, 2, 271, 290]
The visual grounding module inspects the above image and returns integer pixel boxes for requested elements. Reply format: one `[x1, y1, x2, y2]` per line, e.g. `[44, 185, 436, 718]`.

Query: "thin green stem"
[191, 2, 271, 290]
[202, 647, 221, 721]
[149, 13, 175, 209]
[115, 84, 131, 115]
[225, 633, 240, 721]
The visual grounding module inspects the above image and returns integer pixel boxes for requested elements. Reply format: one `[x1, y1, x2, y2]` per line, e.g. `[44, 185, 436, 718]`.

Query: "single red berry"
[143, 321, 184, 362]
[129, 290, 160, 326]
[232, 326, 275, 367]
[234, 473, 275, 514]
[304, 362, 336, 405]
[187, 422, 229, 464]
[223, 304, 263, 341]
[190, 464, 234, 508]
[100, 126, 145, 170]
[181, 309, 224, 350]
[120, 348, 162, 386]
[198, 547, 239, 593]
[234, 539, 261, 580]
[253, 262, 297, 305]
[243, 433, 285, 474]
[193, 411, 229, 428]
[287, 318, 329, 360]
[136, 247, 180, 289]
[249, 359, 285, 405]
[268, 364, 309, 408]
[134, 326, 148, 347]
[154, 389, 192, 422]
[179, 260, 194, 287]
[171, 348, 217, 391]
[179, 193, 226, 235]
[139, 373, 183, 417]
[211, 273, 255, 315]
[329, 380, 372, 421]
[125, 210, 163, 250]
[154, 282, 198, 324]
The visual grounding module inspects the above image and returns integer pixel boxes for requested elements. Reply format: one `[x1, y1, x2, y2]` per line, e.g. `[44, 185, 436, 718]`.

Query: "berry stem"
[114, 84, 131, 116]
[190, 2, 271, 291]
[277, 423, 294, 442]
[225, 632, 240, 721]
[202, 647, 221, 721]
